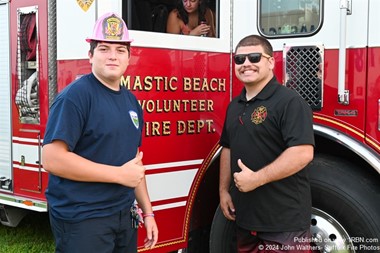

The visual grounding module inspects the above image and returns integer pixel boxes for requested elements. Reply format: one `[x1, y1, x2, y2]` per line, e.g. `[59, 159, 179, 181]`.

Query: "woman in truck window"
[166, 0, 215, 37]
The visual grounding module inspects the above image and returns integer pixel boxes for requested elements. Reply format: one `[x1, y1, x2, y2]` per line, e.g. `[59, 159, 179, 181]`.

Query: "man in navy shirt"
[219, 35, 314, 252]
[43, 12, 158, 253]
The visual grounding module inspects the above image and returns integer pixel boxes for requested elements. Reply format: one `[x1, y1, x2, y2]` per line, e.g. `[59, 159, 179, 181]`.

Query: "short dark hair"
[235, 35, 273, 56]
[88, 41, 131, 56]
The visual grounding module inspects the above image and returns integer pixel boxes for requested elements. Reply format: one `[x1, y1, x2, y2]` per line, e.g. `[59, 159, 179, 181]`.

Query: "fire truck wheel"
[210, 154, 380, 253]
[209, 205, 237, 253]
[309, 153, 380, 252]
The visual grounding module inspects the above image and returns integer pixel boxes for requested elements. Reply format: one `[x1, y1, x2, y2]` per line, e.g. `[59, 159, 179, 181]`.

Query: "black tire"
[309, 154, 380, 252]
[210, 154, 380, 253]
[209, 205, 237, 253]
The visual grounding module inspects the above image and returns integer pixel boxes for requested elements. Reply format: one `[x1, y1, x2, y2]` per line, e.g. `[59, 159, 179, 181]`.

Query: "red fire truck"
[0, 0, 379, 252]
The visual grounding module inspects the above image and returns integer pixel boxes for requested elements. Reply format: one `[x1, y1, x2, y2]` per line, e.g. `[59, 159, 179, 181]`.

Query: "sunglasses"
[233, 52, 271, 65]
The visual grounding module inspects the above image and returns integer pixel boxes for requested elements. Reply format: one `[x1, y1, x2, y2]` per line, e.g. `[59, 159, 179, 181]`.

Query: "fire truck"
[0, 0, 379, 252]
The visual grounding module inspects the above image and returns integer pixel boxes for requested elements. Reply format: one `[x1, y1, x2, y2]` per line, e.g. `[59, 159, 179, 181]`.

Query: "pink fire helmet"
[86, 12, 133, 43]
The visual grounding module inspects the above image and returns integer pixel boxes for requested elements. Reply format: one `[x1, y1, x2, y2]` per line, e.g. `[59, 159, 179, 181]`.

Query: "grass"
[0, 211, 55, 253]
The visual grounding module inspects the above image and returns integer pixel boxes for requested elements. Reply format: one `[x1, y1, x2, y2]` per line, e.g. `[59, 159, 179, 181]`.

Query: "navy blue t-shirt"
[43, 73, 143, 221]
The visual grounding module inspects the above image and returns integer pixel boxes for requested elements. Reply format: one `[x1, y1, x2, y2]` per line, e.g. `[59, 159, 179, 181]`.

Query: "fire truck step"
[0, 205, 29, 227]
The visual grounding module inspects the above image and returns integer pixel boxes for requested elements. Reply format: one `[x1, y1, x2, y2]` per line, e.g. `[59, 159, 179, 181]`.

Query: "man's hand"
[233, 159, 263, 192]
[219, 191, 236, 221]
[143, 216, 158, 249]
[118, 152, 146, 187]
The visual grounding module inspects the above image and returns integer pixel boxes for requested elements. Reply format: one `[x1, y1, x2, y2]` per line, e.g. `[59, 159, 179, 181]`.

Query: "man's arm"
[134, 150, 158, 249]
[234, 145, 314, 192]
[42, 140, 145, 188]
[219, 147, 236, 220]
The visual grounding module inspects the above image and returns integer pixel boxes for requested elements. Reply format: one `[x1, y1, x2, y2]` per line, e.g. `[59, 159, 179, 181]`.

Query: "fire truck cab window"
[259, 0, 321, 37]
[126, 0, 219, 37]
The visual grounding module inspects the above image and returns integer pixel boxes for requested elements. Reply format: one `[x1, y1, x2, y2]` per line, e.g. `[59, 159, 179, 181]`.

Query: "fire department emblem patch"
[76, 0, 94, 12]
[102, 14, 124, 40]
[129, 110, 139, 129]
[251, 106, 267, 125]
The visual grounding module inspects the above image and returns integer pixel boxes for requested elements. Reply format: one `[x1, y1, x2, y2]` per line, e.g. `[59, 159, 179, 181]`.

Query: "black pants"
[49, 208, 137, 253]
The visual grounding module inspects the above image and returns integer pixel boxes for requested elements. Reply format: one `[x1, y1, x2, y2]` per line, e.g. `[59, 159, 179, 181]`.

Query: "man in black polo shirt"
[219, 34, 315, 252]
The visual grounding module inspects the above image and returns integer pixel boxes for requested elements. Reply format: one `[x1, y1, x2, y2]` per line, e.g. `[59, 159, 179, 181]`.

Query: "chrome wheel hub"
[311, 208, 355, 252]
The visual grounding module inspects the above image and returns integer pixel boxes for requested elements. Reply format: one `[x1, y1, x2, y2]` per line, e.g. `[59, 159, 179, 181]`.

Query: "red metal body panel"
[9, 0, 49, 200]
[312, 48, 368, 145]
[365, 47, 380, 153]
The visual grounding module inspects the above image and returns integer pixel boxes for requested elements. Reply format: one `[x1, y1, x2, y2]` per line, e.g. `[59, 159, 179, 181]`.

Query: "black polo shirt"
[220, 76, 315, 232]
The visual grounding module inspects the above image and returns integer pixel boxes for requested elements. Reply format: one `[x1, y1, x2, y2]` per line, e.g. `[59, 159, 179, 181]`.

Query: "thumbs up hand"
[119, 152, 146, 188]
[233, 159, 263, 192]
